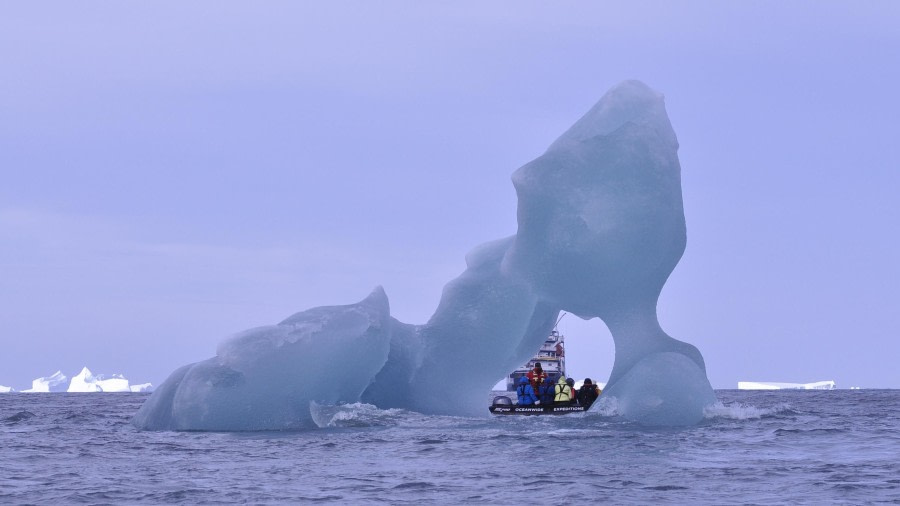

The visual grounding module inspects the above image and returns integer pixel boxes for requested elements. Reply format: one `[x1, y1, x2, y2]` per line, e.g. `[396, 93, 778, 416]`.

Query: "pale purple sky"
[2, 2, 898, 389]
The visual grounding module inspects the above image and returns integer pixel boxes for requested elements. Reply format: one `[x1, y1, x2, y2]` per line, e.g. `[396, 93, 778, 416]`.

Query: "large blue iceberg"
[133, 80, 716, 430]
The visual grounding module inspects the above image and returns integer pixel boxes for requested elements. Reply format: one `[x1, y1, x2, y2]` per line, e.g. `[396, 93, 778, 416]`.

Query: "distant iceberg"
[22, 371, 68, 392]
[0, 385, 14, 393]
[130, 383, 154, 393]
[19, 368, 153, 393]
[738, 381, 835, 390]
[68, 367, 132, 393]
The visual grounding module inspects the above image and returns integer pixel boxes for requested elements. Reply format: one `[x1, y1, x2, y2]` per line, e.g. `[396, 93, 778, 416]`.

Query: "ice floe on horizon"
[737, 380, 836, 390]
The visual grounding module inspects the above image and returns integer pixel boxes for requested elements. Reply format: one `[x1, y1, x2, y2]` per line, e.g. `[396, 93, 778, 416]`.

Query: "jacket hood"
[557, 377, 568, 385]
[519, 377, 530, 385]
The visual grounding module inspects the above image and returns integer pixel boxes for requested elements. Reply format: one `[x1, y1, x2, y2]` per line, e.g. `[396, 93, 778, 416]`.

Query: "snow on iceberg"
[135, 80, 716, 430]
[67, 367, 132, 392]
[22, 371, 68, 392]
[133, 287, 393, 430]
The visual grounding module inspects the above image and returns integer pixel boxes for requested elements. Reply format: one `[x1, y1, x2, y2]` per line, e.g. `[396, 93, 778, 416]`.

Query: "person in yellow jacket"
[554, 376, 574, 405]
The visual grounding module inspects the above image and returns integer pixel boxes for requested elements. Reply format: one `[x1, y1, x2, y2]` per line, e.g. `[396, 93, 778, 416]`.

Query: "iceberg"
[67, 367, 132, 392]
[738, 381, 836, 390]
[133, 288, 393, 430]
[502, 80, 715, 423]
[363, 237, 560, 416]
[135, 80, 716, 430]
[130, 383, 154, 393]
[14, 368, 152, 394]
[22, 371, 68, 393]
[0, 385, 14, 393]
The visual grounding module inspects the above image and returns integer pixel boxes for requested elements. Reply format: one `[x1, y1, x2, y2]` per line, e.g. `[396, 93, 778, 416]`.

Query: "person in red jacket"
[526, 362, 547, 392]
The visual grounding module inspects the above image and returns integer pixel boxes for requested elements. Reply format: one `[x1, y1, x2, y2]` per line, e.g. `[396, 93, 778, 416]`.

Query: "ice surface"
[598, 352, 714, 425]
[130, 383, 154, 393]
[135, 80, 715, 429]
[68, 367, 131, 392]
[363, 237, 559, 416]
[504, 80, 685, 320]
[23, 371, 68, 392]
[133, 287, 393, 430]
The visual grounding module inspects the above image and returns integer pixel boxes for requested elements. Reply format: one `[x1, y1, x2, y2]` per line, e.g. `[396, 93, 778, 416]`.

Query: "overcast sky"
[2, 2, 898, 390]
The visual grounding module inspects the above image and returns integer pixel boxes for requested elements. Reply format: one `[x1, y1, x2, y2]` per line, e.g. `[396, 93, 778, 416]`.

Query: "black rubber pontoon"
[488, 396, 587, 415]
[489, 404, 587, 415]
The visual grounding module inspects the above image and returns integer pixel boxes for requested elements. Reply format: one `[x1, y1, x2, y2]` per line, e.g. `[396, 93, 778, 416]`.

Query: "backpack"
[539, 383, 553, 404]
[517, 384, 534, 405]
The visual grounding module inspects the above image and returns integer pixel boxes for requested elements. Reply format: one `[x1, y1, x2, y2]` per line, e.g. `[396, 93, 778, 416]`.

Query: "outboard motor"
[491, 395, 513, 406]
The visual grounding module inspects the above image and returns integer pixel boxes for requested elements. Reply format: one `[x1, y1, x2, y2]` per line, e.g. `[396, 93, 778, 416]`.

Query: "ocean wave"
[586, 396, 620, 417]
[703, 401, 792, 420]
[3, 411, 36, 424]
[309, 401, 439, 428]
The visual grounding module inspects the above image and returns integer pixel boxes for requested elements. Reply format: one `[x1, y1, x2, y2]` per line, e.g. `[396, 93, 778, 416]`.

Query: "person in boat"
[566, 377, 576, 399]
[526, 362, 546, 392]
[577, 378, 601, 409]
[538, 376, 555, 406]
[554, 375, 575, 405]
[516, 376, 539, 406]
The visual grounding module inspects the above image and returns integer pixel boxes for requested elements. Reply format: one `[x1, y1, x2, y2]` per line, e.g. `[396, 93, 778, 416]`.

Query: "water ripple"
[0, 391, 898, 504]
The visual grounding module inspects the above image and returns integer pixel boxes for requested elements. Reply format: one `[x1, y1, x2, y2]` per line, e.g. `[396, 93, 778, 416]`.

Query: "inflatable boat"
[488, 395, 587, 415]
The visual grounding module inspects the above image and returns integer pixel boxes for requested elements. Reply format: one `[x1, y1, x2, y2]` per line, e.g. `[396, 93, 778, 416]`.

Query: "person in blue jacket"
[516, 376, 539, 406]
[538, 376, 555, 405]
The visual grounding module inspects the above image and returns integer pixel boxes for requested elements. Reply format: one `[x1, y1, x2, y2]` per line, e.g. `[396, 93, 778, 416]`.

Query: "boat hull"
[489, 404, 586, 415]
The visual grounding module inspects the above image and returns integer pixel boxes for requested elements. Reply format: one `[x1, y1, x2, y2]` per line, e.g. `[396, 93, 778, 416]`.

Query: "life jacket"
[554, 380, 573, 403]
[527, 369, 546, 390]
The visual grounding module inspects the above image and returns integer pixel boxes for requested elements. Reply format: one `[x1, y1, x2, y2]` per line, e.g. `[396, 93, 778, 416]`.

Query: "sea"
[1, 390, 898, 505]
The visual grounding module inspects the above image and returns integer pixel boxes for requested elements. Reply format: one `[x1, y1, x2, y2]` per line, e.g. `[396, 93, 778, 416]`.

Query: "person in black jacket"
[577, 378, 601, 409]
